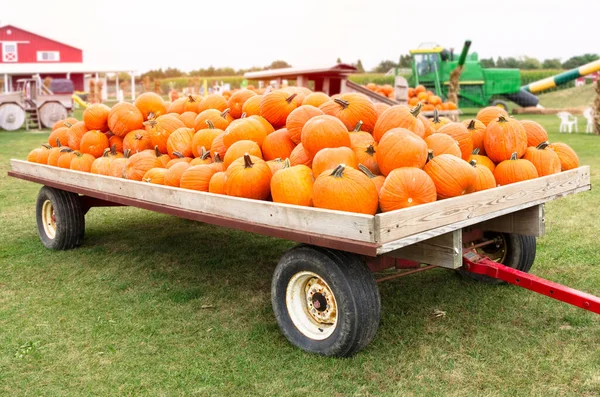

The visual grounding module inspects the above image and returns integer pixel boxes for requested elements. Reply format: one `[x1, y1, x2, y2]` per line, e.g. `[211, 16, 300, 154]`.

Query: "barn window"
[2, 42, 18, 62]
[37, 51, 60, 62]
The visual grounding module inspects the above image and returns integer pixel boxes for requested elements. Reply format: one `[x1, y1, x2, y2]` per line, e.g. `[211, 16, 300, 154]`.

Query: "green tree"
[496, 57, 505, 68]
[562, 53, 600, 69]
[519, 56, 541, 70]
[372, 60, 397, 73]
[265, 60, 292, 70]
[355, 59, 365, 73]
[503, 57, 520, 68]
[542, 58, 562, 69]
[398, 54, 412, 68]
[336, 57, 342, 63]
[480, 58, 496, 68]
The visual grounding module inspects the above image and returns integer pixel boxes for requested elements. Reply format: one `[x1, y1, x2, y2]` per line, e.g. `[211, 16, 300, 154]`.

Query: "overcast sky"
[2, 0, 598, 73]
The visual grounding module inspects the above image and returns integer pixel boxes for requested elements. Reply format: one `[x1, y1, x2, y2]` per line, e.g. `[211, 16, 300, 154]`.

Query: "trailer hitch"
[462, 250, 600, 315]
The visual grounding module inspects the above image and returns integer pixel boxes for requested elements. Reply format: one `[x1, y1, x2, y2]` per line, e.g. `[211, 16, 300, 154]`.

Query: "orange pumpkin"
[168, 95, 202, 114]
[66, 121, 89, 150]
[484, 115, 527, 163]
[302, 92, 330, 108]
[374, 103, 391, 117]
[523, 142, 561, 176]
[312, 164, 379, 215]
[57, 148, 77, 169]
[27, 144, 52, 164]
[241, 95, 263, 116]
[548, 142, 579, 171]
[52, 117, 77, 131]
[123, 129, 153, 154]
[47, 142, 66, 166]
[520, 120, 549, 147]
[493, 152, 539, 185]
[351, 135, 380, 175]
[301, 115, 351, 159]
[470, 160, 497, 191]
[227, 90, 256, 119]
[210, 133, 227, 162]
[48, 126, 69, 147]
[462, 119, 486, 154]
[80, 130, 109, 158]
[358, 164, 385, 194]
[266, 158, 286, 175]
[189, 148, 213, 166]
[260, 90, 299, 128]
[286, 105, 324, 145]
[373, 103, 425, 141]
[425, 133, 461, 158]
[145, 114, 186, 154]
[108, 102, 145, 137]
[223, 117, 268, 148]
[166, 127, 195, 158]
[468, 148, 496, 173]
[90, 149, 113, 175]
[379, 167, 437, 212]
[423, 151, 477, 199]
[476, 106, 509, 126]
[208, 171, 227, 194]
[319, 93, 378, 133]
[225, 154, 272, 200]
[135, 92, 167, 120]
[124, 149, 164, 181]
[261, 128, 296, 161]
[270, 159, 314, 206]
[164, 161, 190, 187]
[83, 103, 110, 131]
[192, 121, 223, 156]
[312, 147, 358, 177]
[108, 135, 123, 153]
[223, 140, 263, 169]
[196, 94, 228, 114]
[289, 143, 312, 168]
[108, 149, 131, 178]
[142, 167, 167, 184]
[377, 128, 428, 176]
[429, 109, 452, 133]
[180, 164, 218, 191]
[436, 122, 473, 160]
[178, 111, 197, 129]
[69, 152, 95, 172]
[194, 108, 233, 131]
[166, 152, 193, 168]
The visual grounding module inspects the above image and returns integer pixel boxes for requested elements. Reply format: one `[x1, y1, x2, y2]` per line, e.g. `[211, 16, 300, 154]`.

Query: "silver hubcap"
[286, 271, 338, 340]
[42, 200, 57, 239]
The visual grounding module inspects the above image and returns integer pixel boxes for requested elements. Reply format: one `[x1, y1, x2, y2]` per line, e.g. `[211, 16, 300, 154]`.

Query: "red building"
[0, 24, 133, 94]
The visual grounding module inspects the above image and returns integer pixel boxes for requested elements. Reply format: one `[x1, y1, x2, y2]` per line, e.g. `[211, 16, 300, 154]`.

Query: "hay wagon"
[8, 159, 599, 357]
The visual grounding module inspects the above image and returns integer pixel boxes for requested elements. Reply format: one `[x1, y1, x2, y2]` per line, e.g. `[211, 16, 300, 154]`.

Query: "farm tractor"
[0, 77, 74, 131]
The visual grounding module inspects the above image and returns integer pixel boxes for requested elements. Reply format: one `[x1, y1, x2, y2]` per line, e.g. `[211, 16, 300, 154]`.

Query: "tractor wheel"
[271, 244, 380, 357]
[36, 186, 85, 250]
[39, 102, 67, 129]
[490, 99, 509, 112]
[0, 103, 25, 131]
[458, 232, 536, 284]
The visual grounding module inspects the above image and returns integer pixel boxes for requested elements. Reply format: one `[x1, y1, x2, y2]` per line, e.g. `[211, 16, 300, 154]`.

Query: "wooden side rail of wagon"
[7, 159, 596, 357]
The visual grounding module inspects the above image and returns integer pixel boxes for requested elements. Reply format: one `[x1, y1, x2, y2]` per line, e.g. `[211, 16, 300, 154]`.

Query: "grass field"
[1, 114, 599, 396]
[537, 84, 596, 109]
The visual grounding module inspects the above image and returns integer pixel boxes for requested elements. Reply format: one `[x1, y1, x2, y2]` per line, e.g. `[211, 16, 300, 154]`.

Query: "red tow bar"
[462, 251, 600, 315]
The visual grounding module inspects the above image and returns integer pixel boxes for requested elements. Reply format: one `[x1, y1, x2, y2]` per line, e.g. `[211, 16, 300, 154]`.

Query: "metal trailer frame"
[7, 159, 599, 356]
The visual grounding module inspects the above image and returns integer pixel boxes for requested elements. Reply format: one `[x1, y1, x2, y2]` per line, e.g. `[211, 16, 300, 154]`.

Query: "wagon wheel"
[458, 232, 536, 284]
[39, 102, 67, 129]
[36, 186, 85, 250]
[271, 244, 380, 357]
[0, 103, 25, 131]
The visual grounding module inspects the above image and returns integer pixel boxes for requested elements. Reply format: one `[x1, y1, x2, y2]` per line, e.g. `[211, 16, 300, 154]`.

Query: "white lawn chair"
[583, 107, 594, 134]
[557, 111, 578, 133]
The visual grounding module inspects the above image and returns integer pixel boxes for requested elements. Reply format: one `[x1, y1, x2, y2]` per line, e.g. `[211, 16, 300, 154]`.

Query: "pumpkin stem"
[467, 119, 476, 130]
[213, 152, 223, 163]
[282, 158, 291, 169]
[353, 120, 363, 132]
[220, 108, 230, 118]
[334, 98, 350, 109]
[472, 147, 480, 155]
[432, 108, 440, 123]
[60, 147, 73, 153]
[510, 152, 518, 160]
[63, 121, 73, 128]
[110, 144, 117, 156]
[188, 94, 196, 102]
[147, 111, 155, 120]
[74, 151, 83, 158]
[205, 120, 215, 129]
[330, 164, 346, 178]
[285, 93, 298, 104]
[56, 138, 62, 147]
[365, 144, 376, 156]
[143, 119, 157, 128]
[201, 147, 211, 160]
[410, 102, 423, 117]
[102, 148, 110, 157]
[154, 145, 162, 157]
[469, 159, 477, 167]
[173, 151, 185, 159]
[358, 163, 376, 178]
[243, 153, 254, 168]
[42, 144, 52, 149]
[123, 149, 131, 158]
[498, 115, 508, 123]
[426, 149, 434, 163]
[240, 112, 247, 119]
[135, 133, 143, 140]
[536, 141, 549, 150]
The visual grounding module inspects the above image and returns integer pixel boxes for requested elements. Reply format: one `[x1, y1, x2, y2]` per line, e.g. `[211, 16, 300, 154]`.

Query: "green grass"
[1, 116, 600, 396]
[537, 84, 596, 109]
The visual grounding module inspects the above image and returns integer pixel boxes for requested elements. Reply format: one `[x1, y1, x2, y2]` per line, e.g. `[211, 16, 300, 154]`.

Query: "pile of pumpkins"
[408, 85, 458, 112]
[26, 89, 580, 216]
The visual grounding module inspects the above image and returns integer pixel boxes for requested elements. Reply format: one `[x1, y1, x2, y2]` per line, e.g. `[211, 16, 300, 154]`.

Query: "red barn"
[0, 24, 133, 94]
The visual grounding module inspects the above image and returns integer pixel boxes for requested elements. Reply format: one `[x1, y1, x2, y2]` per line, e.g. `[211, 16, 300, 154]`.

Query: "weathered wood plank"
[477, 204, 545, 236]
[383, 230, 462, 269]
[10, 160, 376, 243]
[376, 166, 590, 247]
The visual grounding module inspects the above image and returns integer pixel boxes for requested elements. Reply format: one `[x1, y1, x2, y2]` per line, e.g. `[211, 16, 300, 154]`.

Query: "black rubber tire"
[271, 244, 380, 357]
[490, 99, 509, 112]
[458, 233, 536, 284]
[35, 186, 85, 250]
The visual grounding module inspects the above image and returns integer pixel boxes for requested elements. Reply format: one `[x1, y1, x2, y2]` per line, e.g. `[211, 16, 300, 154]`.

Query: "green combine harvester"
[407, 41, 600, 110]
